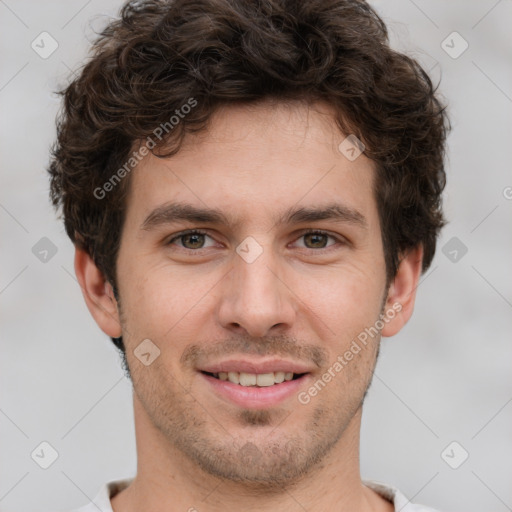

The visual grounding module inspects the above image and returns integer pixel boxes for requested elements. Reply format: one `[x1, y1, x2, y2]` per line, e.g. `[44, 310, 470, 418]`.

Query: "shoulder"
[66, 479, 133, 512]
[364, 480, 444, 512]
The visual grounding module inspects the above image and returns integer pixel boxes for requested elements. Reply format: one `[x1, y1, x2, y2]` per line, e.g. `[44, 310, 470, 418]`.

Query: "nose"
[216, 246, 297, 338]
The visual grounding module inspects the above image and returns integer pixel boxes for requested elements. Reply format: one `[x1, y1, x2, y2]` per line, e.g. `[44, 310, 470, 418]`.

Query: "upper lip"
[198, 359, 314, 375]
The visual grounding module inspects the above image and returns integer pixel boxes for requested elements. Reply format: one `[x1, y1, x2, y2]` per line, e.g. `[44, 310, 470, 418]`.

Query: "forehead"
[125, 100, 378, 230]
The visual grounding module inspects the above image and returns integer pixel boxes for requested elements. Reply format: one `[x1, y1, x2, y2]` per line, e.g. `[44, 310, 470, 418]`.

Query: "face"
[113, 100, 391, 485]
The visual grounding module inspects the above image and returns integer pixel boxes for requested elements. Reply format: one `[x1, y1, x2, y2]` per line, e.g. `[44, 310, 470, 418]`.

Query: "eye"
[293, 230, 341, 250]
[168, 229, 217, 250]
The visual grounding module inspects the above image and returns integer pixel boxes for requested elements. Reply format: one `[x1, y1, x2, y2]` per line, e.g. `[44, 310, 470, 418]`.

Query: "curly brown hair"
[48, 0, 449, 351]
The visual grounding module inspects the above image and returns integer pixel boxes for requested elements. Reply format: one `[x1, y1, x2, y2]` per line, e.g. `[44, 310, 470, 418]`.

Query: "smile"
[202, 371, 305, 387]
[199, 370, 311, 409]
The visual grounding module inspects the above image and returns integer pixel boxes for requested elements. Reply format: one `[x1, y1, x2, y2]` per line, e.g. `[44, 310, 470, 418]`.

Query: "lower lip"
[199, 372, 310, 409]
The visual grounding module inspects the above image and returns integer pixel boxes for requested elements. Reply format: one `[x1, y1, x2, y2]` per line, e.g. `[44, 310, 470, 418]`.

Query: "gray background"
[1, 1, 511, 511]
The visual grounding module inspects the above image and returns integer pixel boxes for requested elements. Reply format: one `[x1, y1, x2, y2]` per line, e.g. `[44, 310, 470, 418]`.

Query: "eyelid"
[290, 228, 345, 249]
[166, 228, 346, 251]
[167, 228, 216, 248]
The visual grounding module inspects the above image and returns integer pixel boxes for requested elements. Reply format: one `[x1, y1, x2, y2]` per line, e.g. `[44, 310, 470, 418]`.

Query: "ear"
[74, 247, 122, 338]
[381, 245, 424, 337]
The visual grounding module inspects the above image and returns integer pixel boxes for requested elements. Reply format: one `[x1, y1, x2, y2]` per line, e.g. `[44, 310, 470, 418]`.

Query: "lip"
[198, 358, 315, 375]
[200, 371, 311, 409]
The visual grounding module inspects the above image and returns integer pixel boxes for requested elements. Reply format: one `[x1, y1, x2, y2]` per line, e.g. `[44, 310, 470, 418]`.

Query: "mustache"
[180, 335, 328, 369]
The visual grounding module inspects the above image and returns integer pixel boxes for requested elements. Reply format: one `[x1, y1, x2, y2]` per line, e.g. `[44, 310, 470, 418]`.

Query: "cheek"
[296, 264, 384, 332]
[117, 260, 169, 339]
[118, 259, 218, 344]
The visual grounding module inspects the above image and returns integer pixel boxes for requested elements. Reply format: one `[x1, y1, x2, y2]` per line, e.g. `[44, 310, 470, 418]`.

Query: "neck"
[111, 396, 392, 512]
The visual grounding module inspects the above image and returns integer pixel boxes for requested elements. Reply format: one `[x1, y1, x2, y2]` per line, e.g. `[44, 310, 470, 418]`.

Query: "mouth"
[197, 359, 314, 408]
[198, 363, 312, 409]
[201, 370, 307, 387]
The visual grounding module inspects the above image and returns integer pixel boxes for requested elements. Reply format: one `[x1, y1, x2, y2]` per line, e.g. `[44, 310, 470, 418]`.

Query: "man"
[48, 0, 449, 510]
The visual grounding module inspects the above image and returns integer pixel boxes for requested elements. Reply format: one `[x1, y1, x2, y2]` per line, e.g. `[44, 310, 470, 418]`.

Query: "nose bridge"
[217, 239, 295, 336]
[237, 252, 279, 304]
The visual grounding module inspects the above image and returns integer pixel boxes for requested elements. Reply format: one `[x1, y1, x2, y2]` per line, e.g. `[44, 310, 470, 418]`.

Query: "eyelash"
[167, 229, 344, 252]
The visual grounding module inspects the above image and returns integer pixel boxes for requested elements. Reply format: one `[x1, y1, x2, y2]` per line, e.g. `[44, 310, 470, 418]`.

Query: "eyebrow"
[141, 202, 233, 231]
[140, 201, 367, 231]
[279, 204, 367, 228]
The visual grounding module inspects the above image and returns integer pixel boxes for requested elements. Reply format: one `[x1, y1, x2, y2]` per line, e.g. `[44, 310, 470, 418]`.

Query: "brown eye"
[293, 230, 341, 251]
[180, 233, 206, 249]
[303, 233, 329, 248]
[168, 230, 215, 250]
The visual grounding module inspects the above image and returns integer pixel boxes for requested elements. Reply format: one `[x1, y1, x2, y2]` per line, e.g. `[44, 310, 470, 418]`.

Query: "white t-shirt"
[69, 479, 442, 512]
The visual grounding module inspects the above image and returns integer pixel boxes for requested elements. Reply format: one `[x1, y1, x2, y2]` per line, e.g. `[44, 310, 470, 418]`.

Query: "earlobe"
[381, 245, 424, 338]
[74, 247, 122, 338]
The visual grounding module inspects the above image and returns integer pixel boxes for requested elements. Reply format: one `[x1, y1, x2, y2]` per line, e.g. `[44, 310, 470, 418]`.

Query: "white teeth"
[274, 371, 285, 383]
[256, 373, 275, 387]
[227, 371, 240, 384]
[211, 371, 302, 386]
[239, 372, 257, 386]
